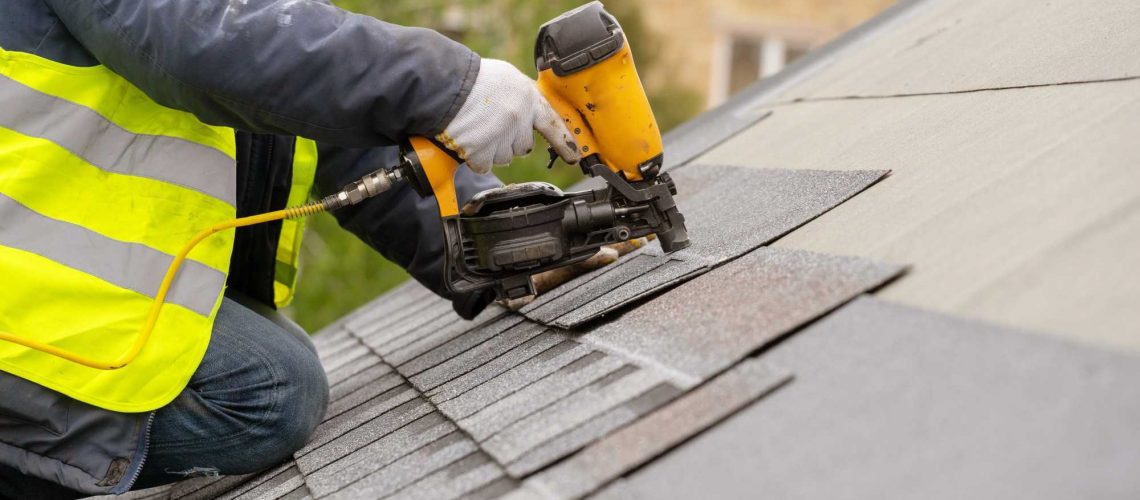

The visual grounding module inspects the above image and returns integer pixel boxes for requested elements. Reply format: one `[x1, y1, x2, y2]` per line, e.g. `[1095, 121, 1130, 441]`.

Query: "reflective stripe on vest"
[0, 48, 237, 412]
[273, 138, 317, 308]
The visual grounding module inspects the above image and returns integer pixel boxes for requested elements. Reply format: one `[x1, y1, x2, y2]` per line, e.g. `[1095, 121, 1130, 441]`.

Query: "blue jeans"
[0, 296, 329, 497]
[134, 295, 329, 488]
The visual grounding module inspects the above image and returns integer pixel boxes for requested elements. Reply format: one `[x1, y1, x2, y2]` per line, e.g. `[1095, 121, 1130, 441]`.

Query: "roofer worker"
[0, 1, 582, 497]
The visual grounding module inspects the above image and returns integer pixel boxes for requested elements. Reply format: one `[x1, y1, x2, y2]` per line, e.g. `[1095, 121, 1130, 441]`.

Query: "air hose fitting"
[320, 168, 405, 211]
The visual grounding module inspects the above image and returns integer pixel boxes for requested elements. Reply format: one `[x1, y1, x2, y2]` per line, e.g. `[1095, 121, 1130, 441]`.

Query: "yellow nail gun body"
[395, 1, 689, 305]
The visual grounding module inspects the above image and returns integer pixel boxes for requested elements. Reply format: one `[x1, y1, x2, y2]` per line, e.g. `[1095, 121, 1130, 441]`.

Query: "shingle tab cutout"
[521, 166, 889, 328]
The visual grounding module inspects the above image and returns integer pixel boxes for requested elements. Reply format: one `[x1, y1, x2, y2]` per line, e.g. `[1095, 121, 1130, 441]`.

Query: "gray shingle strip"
[480, 365, 671, 467]
[520, 253, 670, 323]
[383, 452, 505, 500]
[521, 167, 890, 328]
[276, 485, 311, 500]
[327, 363, 393, 405]
[295, 387, 422, 461]
[88, 484, 173, 499]
[223, 463, 305, 500]
[504, 382, 684, 477]
[425, 331, 568, 404]
[582, 247, 905, 381]
[321, 432, 478, 500]
[384, 307, 510, 366]
[342, 280, 439, 334]
[325, 371, 406, 421]
[318, 343, 372, 374]
[366, 313, 462, 357]
[396, 314, 526, 378]
[437, 340, 590, 420]
[407, 321, 548, 392]
[352, 299, 454, 348]
[297, 398, 434, 477]
[464, 477, 522, 500]
[549, 257, 708, 329]
[162, 462, 291, 500]
[460, 351, 627, 442]
[313, 329, 356, 360]
[672, 167, 890, 262]
[305, 413, 457, 498]
[323, 353, 384, 388]
[167, 473, 254, 500]
[524, 358, 791, 499]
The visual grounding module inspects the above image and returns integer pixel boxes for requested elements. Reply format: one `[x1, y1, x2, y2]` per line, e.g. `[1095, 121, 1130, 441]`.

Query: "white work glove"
[437, 59, 581, 174]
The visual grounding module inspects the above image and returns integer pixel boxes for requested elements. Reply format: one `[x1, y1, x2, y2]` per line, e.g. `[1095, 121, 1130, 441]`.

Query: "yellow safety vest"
[0, 48, 315, 412]
[275, 138, 317, 308]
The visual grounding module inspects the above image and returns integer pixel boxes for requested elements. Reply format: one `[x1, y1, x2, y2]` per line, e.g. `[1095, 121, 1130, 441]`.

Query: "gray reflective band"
[0, 74, 235, 206]
[0, 194, 225, 317]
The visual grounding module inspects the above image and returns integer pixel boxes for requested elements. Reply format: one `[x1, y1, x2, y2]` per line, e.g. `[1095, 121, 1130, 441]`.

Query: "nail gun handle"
[405, 136, 462, 218]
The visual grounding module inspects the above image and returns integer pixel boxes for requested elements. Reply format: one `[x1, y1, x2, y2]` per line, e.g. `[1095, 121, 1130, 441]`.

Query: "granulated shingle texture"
[520, 166, 890, 328]
[583, 246, 905, 380]
[522, 358, 792, 499]
[604, 297, 1140, 500]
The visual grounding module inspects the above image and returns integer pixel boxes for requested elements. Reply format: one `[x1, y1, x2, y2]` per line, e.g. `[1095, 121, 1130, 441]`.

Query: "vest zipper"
[114, 411, 155, 494]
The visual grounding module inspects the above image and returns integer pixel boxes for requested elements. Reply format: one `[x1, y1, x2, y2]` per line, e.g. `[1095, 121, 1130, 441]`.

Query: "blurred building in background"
[635, 0, 894, 108]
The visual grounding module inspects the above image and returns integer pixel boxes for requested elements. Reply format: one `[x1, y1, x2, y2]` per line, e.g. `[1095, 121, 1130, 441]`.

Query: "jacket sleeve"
[313, 144, 504, 318]
[43, 0, 480, 147]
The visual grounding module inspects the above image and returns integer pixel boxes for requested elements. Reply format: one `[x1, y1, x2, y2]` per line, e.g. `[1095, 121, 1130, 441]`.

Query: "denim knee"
[231, 315, 330, 471]
[263, 337, 330, 458]
[141, 299, 329, 483]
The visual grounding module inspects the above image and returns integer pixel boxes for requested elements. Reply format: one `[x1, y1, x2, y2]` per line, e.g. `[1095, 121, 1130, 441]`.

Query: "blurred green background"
[285, 0, 703, 332]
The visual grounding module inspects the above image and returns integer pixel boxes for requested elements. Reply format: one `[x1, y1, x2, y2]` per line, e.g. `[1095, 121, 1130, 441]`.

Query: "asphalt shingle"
[305, 412, 456, 497]
[425, 331, 567, 403]
[504, 382, 684, 477]
[381, 452, 505, 500]
[323, 352, 384, 388]
[459, 352, 627, 442]
[321, 432, 479, 500]
[224, 464, 306, 500]
[397, 314, 525, 377]
[296, 388, 424, 464]
[408, 321, 548, 391]
[479, 365, 671, 471]
[521, 166, 890, 328]
[605, 297, 1140, 499]
[436, 340, 590, 420]
[583, 247, 905, 380]
[326, 363, 394, 406]
[524, 358, 791, 499]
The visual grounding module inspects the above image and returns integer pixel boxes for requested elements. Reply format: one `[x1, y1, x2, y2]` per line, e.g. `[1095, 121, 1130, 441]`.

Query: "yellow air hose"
[0, 164, 403, 370]
[0, 201, 327, 370]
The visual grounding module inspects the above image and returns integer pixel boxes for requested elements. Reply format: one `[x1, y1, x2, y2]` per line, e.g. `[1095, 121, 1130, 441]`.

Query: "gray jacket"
[0, 0, 499, 495]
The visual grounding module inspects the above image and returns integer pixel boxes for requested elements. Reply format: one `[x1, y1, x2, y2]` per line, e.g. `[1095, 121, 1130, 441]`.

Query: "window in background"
[709, 31, 815, 107]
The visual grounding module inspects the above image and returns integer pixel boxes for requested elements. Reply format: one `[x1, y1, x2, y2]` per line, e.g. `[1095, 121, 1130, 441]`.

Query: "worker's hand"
[499, 238, 649, 311]
[437, 59, 580, 174]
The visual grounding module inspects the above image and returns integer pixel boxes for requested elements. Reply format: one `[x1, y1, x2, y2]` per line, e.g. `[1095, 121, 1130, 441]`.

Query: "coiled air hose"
[0, 167, 403, 370]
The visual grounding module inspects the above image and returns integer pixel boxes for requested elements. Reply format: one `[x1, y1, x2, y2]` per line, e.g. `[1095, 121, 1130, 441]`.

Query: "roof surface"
[111, 0, 1140, 498]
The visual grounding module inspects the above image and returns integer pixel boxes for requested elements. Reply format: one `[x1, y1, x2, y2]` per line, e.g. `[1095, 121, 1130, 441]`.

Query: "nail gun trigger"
[544, 147, 558, 170]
